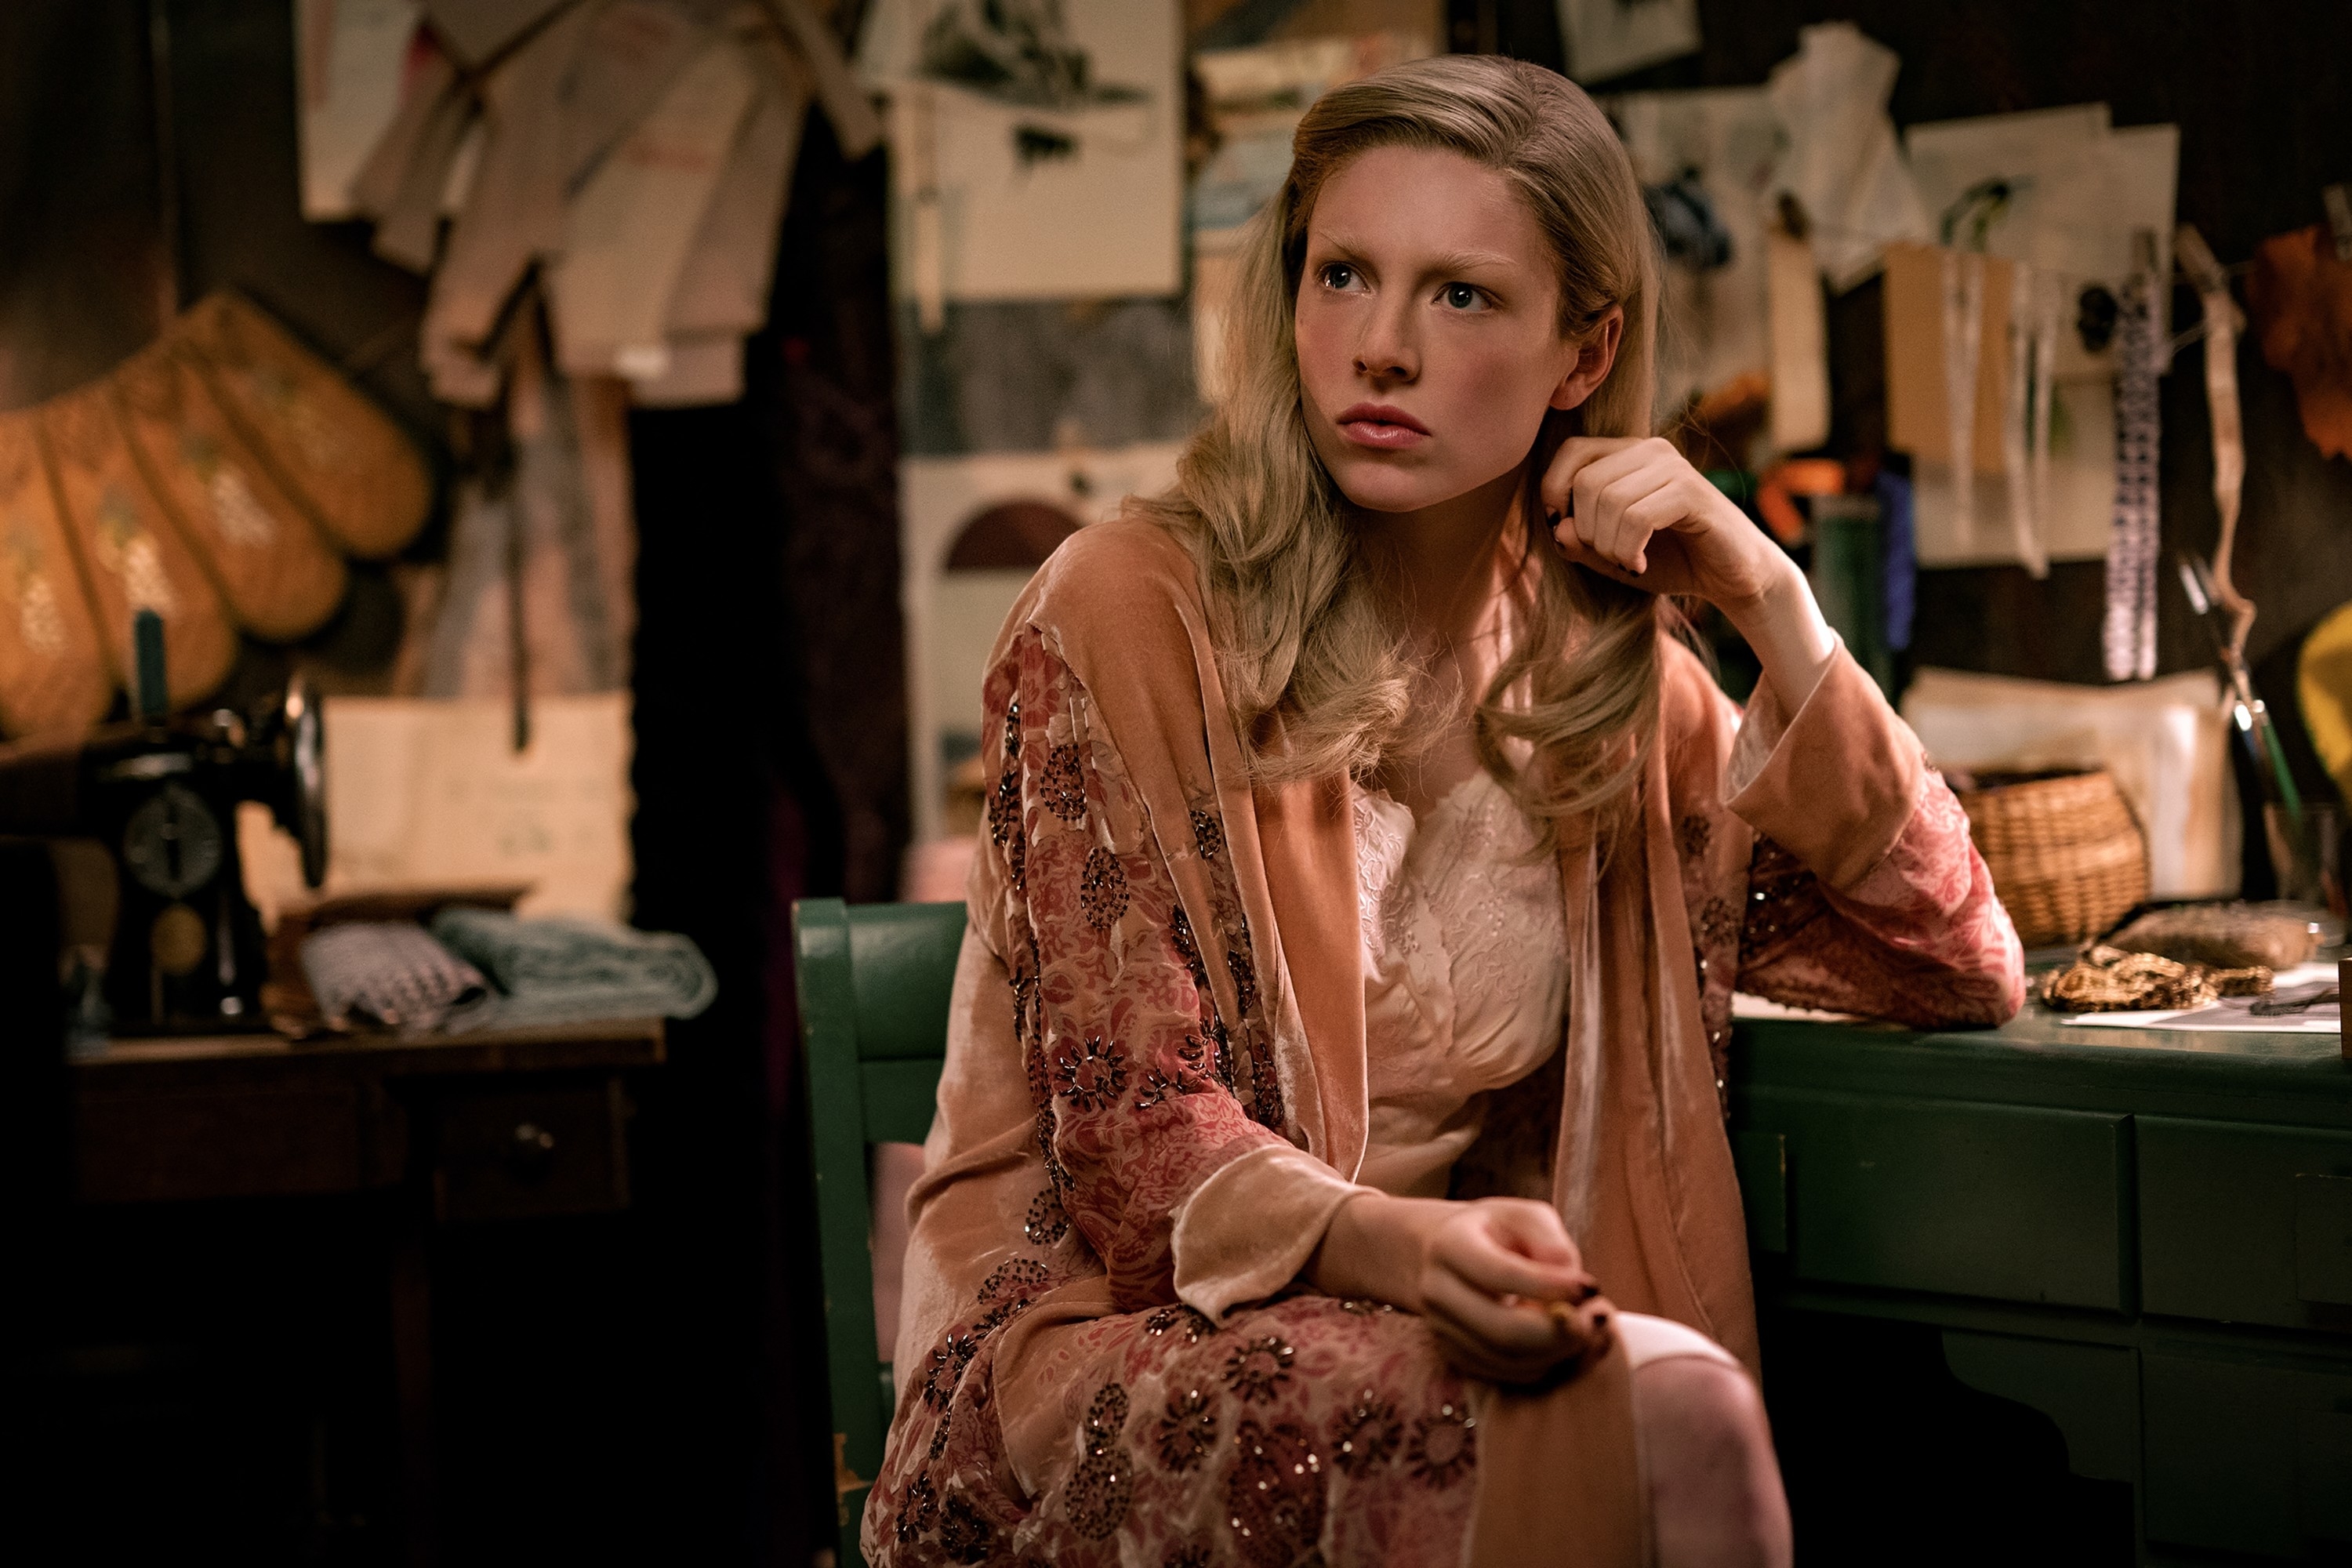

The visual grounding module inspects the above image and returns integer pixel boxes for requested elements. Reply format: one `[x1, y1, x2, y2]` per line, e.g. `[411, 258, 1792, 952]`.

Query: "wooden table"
[1731, 1001, 2351, 1564]
[67, 1020, 666, 1565]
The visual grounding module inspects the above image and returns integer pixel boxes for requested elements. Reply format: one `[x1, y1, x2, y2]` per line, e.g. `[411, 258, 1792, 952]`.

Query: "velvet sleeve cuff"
[1169, 1144, 1370, 1319]
[1725, 638, 1926, 890]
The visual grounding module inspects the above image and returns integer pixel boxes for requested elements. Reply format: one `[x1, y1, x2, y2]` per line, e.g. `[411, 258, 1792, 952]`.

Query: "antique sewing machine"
[0, 612, 324, 1033]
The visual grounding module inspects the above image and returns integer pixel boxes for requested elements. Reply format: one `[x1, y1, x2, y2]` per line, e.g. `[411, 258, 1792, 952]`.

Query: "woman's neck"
[1358, 463, 1526, 650]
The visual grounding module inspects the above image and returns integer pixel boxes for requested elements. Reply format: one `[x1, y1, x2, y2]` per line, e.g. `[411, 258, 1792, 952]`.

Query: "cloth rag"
[428, 907, 717, 1032]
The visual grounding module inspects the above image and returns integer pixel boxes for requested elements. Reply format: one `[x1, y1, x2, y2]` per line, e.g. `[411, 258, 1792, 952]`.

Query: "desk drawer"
[75, 1082, 378, 1202]
[427, 1076, 633, 1222]
[2144, 1347, 2352, 1556]
[2139, 1117, 2352, 1333]
[1742, 1088, 2129, 1310]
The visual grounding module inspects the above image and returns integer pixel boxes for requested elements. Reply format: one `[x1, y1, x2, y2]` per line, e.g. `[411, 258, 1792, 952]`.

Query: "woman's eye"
[1440, 282, 1486, 310]
[1319, 263, 1359, 291]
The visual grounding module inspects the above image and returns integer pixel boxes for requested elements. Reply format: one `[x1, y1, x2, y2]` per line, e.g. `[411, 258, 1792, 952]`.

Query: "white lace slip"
[1352, 769, 1568, 1197]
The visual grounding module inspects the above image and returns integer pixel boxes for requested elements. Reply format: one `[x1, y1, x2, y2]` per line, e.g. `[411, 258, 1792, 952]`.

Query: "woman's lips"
[1334, 402, 1430, 450]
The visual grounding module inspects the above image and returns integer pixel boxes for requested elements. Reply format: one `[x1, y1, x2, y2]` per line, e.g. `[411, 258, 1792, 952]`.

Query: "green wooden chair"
[793, 898, 966, 1568]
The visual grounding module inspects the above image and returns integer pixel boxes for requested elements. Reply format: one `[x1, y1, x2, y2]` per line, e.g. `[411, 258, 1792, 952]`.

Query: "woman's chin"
[1330, 466, 1458, 516]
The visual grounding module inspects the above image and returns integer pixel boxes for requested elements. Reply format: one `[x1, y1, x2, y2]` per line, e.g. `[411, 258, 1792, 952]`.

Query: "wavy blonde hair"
[1136, 54, 1665, 847]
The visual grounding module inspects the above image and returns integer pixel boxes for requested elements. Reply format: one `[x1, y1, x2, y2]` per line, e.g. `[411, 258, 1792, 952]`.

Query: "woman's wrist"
[1308, 1191, 1448, 1310]
[1721, 557, 1836, 713]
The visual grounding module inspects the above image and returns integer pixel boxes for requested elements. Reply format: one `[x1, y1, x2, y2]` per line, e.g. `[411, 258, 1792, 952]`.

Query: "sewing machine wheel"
[286, 678, 326, 888]
[122, 782, 224, 898]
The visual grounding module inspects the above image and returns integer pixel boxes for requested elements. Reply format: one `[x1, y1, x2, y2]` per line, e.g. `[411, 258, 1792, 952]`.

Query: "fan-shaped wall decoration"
[0, 291, 431, 741]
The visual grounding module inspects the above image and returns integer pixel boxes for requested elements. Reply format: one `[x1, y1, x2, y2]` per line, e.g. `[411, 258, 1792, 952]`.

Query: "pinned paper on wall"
[294, 0, 423, 221]
[1609, 88, 1780, 434]
[1764, 22, 1929, 292]
[1557, 0, 1699, 84]
[317, 691, 635, 920]
[862, 0, 1184, 309]
[1884, 242, 2117, 569]
[1905, 105, 2180, 370]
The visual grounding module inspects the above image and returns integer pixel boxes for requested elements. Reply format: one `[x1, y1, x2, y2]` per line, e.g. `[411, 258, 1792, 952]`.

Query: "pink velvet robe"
[865, 521, 2023, 1567]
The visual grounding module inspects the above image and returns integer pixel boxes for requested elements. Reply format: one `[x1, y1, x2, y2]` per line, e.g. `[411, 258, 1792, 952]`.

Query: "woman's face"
[1293, 144, 1608, 517]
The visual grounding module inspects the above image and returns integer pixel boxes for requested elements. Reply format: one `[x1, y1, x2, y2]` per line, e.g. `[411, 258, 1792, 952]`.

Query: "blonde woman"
[870, 55, 2021, 1568]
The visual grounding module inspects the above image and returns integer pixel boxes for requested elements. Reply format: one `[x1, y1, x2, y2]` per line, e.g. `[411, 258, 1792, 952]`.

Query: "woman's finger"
[1436, 1229, 1591, 1306]
[1422, 1269, 1566, 1357]
[1478, 1200, 1584, 1272]
[1424, 1311, 1562, 1385]
[1541, 434, 1643, 517]
[1593, 468, 1665, 572]
[1554, 438, 1653, 528]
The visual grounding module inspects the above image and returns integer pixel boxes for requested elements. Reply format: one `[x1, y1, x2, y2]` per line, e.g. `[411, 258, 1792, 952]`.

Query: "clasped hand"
[1312, 1192, 1613, 1385]
[1543, 434, 1792, 614]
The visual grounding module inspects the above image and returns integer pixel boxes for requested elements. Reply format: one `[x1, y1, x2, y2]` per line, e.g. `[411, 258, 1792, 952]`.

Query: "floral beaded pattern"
[1669, 664, 2024, 1087]
[1734, 771, 2024, 1026]
[866, 612, 1497, 1566]
[973, 626, 1301, 1312]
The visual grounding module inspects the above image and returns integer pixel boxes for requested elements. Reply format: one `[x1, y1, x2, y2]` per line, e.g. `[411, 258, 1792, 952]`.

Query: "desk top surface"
[1733, 983, 2350, 1127]
[77, 1017, 666, 1081]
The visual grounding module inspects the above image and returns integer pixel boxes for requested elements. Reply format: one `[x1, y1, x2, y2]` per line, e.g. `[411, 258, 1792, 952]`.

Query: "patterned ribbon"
[2104, 268, 2161, 681]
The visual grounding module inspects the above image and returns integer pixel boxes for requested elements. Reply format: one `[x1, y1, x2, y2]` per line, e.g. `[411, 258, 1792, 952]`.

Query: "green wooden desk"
[1730, 1002, 2352, 1564]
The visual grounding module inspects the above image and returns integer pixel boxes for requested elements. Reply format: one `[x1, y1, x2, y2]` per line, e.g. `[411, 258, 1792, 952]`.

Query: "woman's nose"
[1354, 307, 1417, 382]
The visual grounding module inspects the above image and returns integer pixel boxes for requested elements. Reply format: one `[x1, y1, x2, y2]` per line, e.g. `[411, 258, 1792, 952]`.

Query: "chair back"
[793, 897, 964, 1567]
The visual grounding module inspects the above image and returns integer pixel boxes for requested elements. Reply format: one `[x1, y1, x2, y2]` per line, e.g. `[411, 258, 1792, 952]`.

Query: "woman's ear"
[1548, 307, 1625, 412]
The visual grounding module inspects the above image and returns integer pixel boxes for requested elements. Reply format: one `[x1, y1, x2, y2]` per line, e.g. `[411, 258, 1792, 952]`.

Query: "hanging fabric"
[2177, 225, 2251, 659]
[1999, 260, 2051, 578]
[2103, 252, 2161, 682]
[1939, 248, 1986, 549]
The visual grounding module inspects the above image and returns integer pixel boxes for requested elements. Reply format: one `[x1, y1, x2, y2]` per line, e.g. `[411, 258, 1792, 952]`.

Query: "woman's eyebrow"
[1307, 227, 1372, 262]
[1422, 248, 1519, 276]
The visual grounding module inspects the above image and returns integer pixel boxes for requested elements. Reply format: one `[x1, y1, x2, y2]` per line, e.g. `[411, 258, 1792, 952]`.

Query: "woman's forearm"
[1722, 561, 1836, 715]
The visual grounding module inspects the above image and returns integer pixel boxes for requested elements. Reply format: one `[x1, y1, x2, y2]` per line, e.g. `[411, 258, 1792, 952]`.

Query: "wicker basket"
[1955, 768, 2149, 948]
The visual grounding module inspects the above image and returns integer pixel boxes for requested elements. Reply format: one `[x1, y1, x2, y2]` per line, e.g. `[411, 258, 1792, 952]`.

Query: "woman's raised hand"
[1542, 433, 1840, 710]
[1312, 1192, 1613, 1385]
[1541, 434, 1794, 613]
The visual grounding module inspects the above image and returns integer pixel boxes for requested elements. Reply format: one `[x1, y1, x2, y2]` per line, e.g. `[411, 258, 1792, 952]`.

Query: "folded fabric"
[301, 920, 491, 1035]
[427, 907, 717, 1032]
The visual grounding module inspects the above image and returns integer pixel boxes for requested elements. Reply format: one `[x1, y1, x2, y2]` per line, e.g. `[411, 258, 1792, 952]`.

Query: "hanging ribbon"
[2104, 254, 2161, 682]
[2178, 225, 2251, 660]
[2000, 260, 2053, 578]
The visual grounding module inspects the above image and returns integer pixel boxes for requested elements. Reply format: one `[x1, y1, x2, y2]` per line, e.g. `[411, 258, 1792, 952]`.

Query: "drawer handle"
[508, 1120, 558, 1181]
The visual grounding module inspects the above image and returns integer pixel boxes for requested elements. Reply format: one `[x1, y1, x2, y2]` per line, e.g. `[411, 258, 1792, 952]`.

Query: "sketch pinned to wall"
[1558, 0, 1700, 85]
[898, 442, 1184, 842]
[860, 0, 1184, 311]
[1608, 89, 1783, 448]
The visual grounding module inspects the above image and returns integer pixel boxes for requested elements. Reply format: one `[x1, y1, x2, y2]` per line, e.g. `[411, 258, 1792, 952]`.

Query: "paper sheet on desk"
[1731, 992, 1862, 1024]
[2065, 964, 2342, 1033]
